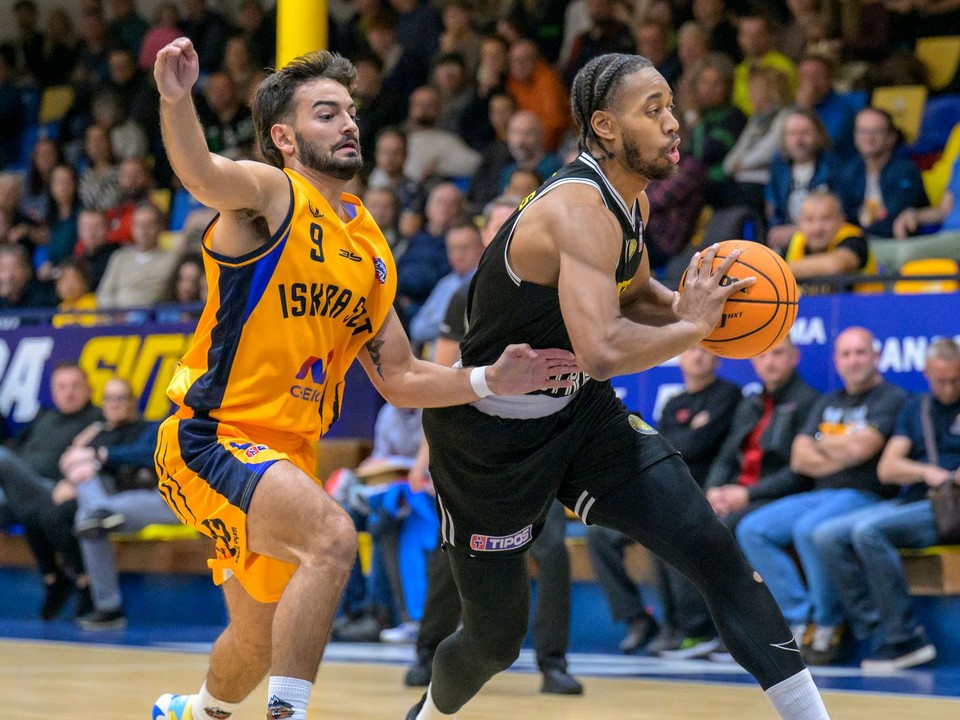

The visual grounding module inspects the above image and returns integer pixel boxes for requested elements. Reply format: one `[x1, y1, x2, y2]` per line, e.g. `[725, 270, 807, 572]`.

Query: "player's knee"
[302, 504, 358, 573]
[484, 632, 525, 673]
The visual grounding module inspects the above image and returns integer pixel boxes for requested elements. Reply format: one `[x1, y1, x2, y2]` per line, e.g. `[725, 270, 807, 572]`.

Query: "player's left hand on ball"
[486, 344, 580, 395]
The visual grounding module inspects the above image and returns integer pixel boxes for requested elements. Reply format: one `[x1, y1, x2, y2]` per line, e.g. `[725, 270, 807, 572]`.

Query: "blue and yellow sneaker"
[152, 694, 194, 720]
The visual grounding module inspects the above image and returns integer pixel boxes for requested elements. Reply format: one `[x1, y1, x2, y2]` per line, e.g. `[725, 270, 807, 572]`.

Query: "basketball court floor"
[3, 620, 959, 719]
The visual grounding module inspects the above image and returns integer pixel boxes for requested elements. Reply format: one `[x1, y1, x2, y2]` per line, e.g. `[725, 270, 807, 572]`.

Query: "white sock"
[764, 669, 831, 720]
[417, 684, 457, 720]
[267, 676, 313, 720]
[195, 680, 239, 719]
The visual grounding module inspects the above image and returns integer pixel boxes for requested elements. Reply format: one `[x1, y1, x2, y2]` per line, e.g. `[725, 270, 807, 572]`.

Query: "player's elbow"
[577, 348, 620, 381]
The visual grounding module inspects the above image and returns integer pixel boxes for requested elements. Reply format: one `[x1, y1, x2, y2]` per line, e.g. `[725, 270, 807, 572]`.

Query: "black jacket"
[705, 372, 820, 501]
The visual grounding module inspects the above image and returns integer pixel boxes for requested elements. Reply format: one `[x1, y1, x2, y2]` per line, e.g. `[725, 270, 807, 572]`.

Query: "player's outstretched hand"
[154, 37, 200, 104]
[676, 244, 755, 338]
[485, 345, 580, 396]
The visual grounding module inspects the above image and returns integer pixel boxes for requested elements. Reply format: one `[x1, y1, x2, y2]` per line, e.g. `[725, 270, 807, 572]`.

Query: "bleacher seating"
[915, 35, 960, 92]
[871, 85, 929, 144]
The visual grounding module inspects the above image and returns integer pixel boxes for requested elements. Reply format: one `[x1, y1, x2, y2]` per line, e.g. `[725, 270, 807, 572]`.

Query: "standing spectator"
[836, 107, 928, 239]
[812, 338, 960, 671]
[75, 209, 118, 291]
[784, 191, 880, 293]
[732, 12, 798, 116]
[687, 53, 747, 205]
[197, 72, 256, 160]
[736, 327, 907, 665]
[563, 0, 637, 88]
[719, 65, 793, 213]
[402, 85, 480, 183]
[0, 363, 103, 620]
[506, 39, 571, 153]
[794, 54, 856, 161]
[395, 182, 464, 324]
[765, 106, 840, 249]
[104, 157, 154, 246]
[107, 0, 149, 57]
[62, 377, 174, 630]
[77, 124, 121, 212]
[96, 203, 177, 311]
[181, 0, 232, 72]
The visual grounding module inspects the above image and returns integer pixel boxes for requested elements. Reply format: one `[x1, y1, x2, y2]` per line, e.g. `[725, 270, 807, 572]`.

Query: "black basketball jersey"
[459, 152, 645, 396]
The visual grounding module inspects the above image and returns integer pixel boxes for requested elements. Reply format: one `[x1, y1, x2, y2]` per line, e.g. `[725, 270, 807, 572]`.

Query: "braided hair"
[570, 54, 654, 158]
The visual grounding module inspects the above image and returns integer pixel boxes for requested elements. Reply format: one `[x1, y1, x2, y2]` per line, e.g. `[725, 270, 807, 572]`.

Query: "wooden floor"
[4, 640, 960, 719]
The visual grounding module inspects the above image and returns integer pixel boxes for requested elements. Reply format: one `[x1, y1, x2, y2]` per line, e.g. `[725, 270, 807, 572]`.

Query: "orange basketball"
[679, 240, 799, 359]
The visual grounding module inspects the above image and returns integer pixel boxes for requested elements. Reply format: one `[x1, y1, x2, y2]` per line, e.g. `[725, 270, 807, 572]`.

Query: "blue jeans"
[812, 499, 937, 645]
[735, 488, 881, 626]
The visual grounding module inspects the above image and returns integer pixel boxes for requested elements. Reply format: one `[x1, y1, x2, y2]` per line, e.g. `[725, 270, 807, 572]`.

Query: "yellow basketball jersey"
[166, 168, 397, 443]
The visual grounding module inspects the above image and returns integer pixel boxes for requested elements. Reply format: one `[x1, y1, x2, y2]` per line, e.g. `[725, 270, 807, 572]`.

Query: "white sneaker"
[379, 621, 420, 644]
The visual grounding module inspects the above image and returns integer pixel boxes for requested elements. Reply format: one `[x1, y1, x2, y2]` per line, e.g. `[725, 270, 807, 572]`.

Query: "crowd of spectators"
[0, 0, 958, 327]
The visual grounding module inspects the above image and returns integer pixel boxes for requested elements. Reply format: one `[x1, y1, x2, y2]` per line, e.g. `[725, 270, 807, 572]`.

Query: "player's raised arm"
[155, 38, 286, 220]
[356, 308, 580, 407]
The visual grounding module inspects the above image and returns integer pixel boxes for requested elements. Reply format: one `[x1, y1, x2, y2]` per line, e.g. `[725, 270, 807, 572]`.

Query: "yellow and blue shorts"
[155, 414, 319, 603]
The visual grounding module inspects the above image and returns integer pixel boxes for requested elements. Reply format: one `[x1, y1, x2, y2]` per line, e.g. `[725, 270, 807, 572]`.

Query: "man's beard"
[296, 131, 363, 180]
[621, 133, 677, 180]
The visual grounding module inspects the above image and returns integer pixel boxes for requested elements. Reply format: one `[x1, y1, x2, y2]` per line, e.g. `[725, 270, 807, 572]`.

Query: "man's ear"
[271, 123, 295, 159]
[591, 110, 616, 144]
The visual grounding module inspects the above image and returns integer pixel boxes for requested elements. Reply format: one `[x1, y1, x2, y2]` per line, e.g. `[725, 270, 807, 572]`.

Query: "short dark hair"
[252, 51, 357, 169]
[570, 53, 654, 155]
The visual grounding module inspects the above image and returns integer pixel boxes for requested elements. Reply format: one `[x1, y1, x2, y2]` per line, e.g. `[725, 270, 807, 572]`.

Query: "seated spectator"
[0, 363, 103, 620]
[780, 0, 834, 63]
[34, 164, 81, 283]
[672, 21, 710, 128]
[458, 35, 511, 152]
[236, 0, 275, 71]
[890, 150, 960, 246]
[644, 149, 707, 271]
[197, 72, 256, 161]
[353, 56, 406, 173]
[107, 0, 148, 58]
[765, 106, 841, 249]
[222, 34, 257, 96]
[633, 19, 681, 88]
[59, 377, 174, 630]
[395, 182, 465, 325]
[89, 88, 150, 162]
[77, 124, 121, 212]
[363, 187, 405, 257]
[794, 53, 856, 161]
[52, 257, 100, 328]
[96, 203, 177, 312]
[836, 107, 928, 239]
[563, 0, 636, 88]
[692, 0, 740, 63]
[74, 209, 118, 292]
[812, 338, 960, 672]
[367, 127, 427, 228]
[688, 53, 747, 204]
[104, 157, 154, 246]
[732, 12, 798, 116]
[0, 171, 44, 256]
[718, 65, 793, 212]
[156, 252, 205, 324]
[736, 327, 907, 665]
[430, 52, 474, 138]
[409, 220, 484, 350]
[506, 38, 571, 152]
[437, 0, 481, 80]
[784, 190, 880, 294]
[0, 48, 25, 171]
[21, 138, 63, 225]
[0, 243, 55, 311]
[503, 168, 541, 200]
[403, 84, 481, 184]
[138, 2, 182, 72]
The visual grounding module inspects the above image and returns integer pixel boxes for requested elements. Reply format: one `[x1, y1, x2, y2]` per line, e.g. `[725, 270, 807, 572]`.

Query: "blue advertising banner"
[613, 292, 960, 423]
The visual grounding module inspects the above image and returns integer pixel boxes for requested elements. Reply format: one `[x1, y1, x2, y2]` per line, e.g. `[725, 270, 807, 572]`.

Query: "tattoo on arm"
[366, 338, 385, 379]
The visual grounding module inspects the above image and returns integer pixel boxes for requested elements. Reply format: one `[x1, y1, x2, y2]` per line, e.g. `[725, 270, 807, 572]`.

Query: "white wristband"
[470, 366, 493, 398]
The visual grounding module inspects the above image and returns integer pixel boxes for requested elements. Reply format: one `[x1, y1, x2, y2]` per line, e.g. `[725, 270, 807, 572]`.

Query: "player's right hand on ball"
[677, 244, 755, 338]
[154, 37, 200, 104]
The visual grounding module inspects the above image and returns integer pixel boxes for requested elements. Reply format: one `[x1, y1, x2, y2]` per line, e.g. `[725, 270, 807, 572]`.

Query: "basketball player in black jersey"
[407, 54, 831, 720]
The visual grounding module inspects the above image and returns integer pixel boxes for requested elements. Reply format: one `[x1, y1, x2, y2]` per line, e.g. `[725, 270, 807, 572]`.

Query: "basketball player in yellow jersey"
[150, 38, 578, 720]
